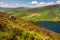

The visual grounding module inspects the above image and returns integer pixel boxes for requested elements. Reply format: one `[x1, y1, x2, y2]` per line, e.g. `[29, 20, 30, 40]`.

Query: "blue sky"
[0, 0, 57, 4]
[0, 0, 60, 8]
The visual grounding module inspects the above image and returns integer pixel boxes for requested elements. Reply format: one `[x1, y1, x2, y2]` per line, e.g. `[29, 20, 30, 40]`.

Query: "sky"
[0, 0, 60, 8]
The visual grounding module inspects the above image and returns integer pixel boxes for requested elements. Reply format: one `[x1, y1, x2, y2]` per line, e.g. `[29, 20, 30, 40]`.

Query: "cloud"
[0, 4, 9, 8]
[0, 2, 21, 8]
[30, 0, 60, 7]
[0, 2, 9, 8]
[0, 0, 60, 8]
[15, 3, 21, 7]
[16, 3, 19, 6]
[31, 1, 38, 4]
[56, 0, 60, 4]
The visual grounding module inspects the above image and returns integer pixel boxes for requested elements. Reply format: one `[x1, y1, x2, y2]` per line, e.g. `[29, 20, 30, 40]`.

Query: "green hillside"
[0, 7, 29, 15]
[13, 12, 28, 18]
[0, 4, 60, 22]
[11, 4, 60, 22]
[24, 4, 60, 22]
[0, 12, 60, 40]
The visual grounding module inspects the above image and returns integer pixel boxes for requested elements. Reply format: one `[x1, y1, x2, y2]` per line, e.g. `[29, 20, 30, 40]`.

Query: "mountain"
[0, 7, 29, 14]
[4, 4, 59, 22]
[0, 12, 60, 40]
[0, 4, 60, 22]
[21, 4, 60, 22]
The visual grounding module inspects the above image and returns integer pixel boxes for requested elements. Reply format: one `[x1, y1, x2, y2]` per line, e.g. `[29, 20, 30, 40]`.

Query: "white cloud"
[56, 0, 60, 4]
[4, 4, 9, 7]
[30, 1, 55, 7]
[0, 2, 9, 8]
[39, 2, 45, 4]
[31, 1, 38, 4]
[36, 2, 47, 7]
[0, 2, 21, 8]
[29, 0, 60, 7]
[0, 0, 60, 8]
[35, 2, 55, 7]
[16, 3, 19, 6]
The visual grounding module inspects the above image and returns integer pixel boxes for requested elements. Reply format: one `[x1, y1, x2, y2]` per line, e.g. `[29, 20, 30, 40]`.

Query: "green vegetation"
[0, 4, 60, 22]
[0, 12, 60, 40]
[0, 4, 60, 40]
[10, 4, 60, 22]
[13, 12, 28, 18]
[25, 5, 60, 22]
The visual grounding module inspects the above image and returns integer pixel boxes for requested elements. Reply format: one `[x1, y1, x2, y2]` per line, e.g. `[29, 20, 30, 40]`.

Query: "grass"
[0, 12, 60, 40]
[13, 12, 28, 18]
[13, 6, 60, 22]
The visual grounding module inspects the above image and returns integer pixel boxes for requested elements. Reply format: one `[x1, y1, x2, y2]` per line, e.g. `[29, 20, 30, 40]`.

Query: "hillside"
[19, 4, 60, 22]
[0, 7, 29, 14]
[23, 5, 60, 21]
[0, 12, 60, 40]
[0, 4, 60, 22]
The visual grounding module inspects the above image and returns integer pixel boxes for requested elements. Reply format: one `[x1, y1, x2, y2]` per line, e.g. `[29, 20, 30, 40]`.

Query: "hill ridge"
[0, 12, 60, 40]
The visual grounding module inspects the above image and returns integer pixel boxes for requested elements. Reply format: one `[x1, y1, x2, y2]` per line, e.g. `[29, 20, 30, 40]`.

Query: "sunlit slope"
[13, 12, 29, 18]
[14, 4, 60, 21]
[25, 4, 60, 21]
[0, 12, 60, 40]
[0, 4, 60, 21]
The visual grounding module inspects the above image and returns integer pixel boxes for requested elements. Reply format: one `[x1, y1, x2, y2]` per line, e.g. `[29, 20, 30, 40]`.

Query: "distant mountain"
[27, 4, 60, 13]
[0, 12, 60, 40]
[0, 7, 29, 13]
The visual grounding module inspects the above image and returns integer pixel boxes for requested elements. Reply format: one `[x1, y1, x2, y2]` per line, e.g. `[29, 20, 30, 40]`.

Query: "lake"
[35, 21, 60, 33]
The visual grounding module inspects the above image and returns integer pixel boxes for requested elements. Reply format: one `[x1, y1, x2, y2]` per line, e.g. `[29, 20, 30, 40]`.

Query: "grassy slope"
[13, 12, 28, 18]
[0, 12, 60, 40]
[12, 4, 60, 22]
[0, 7, 29, 15]
[24, 4, 60, 22]
[1, 4, 60, 22]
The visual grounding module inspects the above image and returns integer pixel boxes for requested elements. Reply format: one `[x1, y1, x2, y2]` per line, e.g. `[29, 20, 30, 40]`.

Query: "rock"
[9, 15, 16, 20]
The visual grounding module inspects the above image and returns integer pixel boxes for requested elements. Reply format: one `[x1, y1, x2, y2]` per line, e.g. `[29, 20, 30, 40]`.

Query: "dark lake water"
[36, 21, 60, 33]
